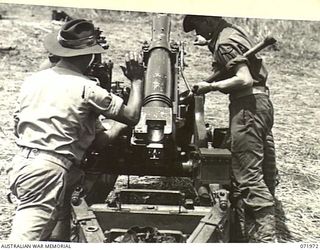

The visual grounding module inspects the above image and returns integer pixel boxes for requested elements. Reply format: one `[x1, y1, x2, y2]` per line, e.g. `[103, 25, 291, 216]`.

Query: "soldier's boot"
[251, 206, 276, 243]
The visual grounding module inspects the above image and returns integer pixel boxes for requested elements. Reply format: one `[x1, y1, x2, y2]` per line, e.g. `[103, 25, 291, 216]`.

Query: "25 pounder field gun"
[71, 14, 276, 243]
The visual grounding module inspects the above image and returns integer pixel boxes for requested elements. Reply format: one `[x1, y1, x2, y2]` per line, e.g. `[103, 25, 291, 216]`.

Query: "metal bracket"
[72, 198, 99, 223]
[75, 215, 97, 223]
[71, 198, 106, 242]
[114, 189, 186, 210]
[200, 217, 218, 226]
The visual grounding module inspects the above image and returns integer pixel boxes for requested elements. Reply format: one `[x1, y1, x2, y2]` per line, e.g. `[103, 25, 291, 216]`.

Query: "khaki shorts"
[8, 149, 83, 241]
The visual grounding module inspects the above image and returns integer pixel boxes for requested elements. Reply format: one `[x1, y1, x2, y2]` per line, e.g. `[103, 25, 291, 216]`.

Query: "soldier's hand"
[193, 35, 209, 46]
[193, 81, 217, 95]
[120, 51, 144, 82]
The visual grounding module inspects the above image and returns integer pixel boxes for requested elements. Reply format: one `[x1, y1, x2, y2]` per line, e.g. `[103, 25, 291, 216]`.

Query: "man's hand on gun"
[192, 81, 218, 95]
[120, 51, 144, 82]
[192, 55, 248, 96]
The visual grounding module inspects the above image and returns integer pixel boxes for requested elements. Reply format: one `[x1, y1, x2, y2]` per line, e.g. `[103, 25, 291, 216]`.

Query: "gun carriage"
[71, 14, 275, 243]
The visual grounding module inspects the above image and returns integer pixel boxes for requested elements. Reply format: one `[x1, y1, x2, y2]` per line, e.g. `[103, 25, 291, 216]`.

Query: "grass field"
[0, 3, 319, 242]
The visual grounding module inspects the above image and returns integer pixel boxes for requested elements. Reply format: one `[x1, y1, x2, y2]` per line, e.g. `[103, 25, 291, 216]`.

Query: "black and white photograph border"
[0, 0, 319, 246]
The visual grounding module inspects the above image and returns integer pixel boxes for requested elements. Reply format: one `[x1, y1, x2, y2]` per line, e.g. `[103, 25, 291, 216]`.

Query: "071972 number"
[300, 244, 319, 249]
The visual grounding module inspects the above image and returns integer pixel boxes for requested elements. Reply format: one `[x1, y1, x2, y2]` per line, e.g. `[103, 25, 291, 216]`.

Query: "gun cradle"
[87, 15, 231, 182]
[77, 14, 233, 243]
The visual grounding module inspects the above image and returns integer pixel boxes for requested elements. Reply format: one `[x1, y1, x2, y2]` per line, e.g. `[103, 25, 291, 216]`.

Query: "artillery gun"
[71, 14, 275, 243]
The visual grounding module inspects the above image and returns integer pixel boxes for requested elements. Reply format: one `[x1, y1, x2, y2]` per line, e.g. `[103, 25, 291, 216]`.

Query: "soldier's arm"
[195, 42, 253, 95]
[115, 78, 143, 126]
[208, 63, 253, 92]
[90, 121, 128, 152]
[104, 121, 128, 142]
[117, 51, 144, 126]
[84, 51, 144, 126]
[195, 62, 253, 95]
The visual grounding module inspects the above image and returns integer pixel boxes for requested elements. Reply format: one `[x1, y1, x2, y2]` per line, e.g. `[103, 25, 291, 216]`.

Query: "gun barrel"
[144, 14, 173, 108]
[132, 14, 176, 160]
[149, 14, 171, 50]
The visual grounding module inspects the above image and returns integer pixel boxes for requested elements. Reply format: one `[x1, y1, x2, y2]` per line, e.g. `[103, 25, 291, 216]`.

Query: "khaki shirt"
[208, 26, 268, 86]
[14, 66, 124, 161]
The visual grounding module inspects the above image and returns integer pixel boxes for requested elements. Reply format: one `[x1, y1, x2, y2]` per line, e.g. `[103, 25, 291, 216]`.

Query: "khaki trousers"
[8, 148, 83, 241]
